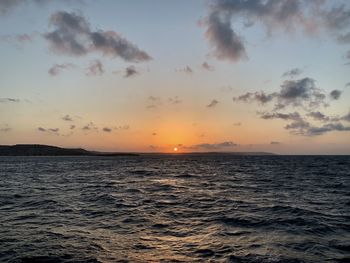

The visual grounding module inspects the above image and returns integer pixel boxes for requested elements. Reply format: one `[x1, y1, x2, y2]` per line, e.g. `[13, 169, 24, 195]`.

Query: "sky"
[0, 0, 350, 154]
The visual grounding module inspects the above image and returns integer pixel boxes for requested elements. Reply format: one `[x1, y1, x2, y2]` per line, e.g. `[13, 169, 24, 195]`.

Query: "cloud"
[48, 63, 74, 76]
[44, 11, 151, 62]
[102, 127, 112, 132]
[329, 89, 342, 100]
[152, 132, 157, 136]
[0, 33, 34, 44]
[284, 119, 311, 135]
[146, 96, 161, 109]
[203, 1, 350, 62]
[70, 125, 75, 130]
[201, 61, 214, 71]
[148, 96, 160, 102]
[0, 0, 84, 16]
[233, 122, 241, 126]
[0, 0, 23, 15]
[124, 66, 139, 78]
[86, 60, 104, 76]
[168, 96, 182, 104]
[204, 9, 246, 62]
[62, 114, 73, 121]
[0, 98, 20, 103]
[207, 99, 219, 108]
[82, 122, 98, 131]
[305, 123, 350, 136]
[259, 112, 301, 121]
[115, 125, 129, 130]
[342, 110, 350, 122]
[346, 82, 350, 88]
[191, 141, 238, 150]
[0, 124, 11, 132]
[337, 32, 350, 44]
[233, 77, 328, 110]
[270, 141, 280, 145]
[307, 111, 331, 122]
[233, 91, 275, 105]
[282, 68, 303, 78]
[37, 126, 59, 134]
[278, 78, 326, 108]
[177, 66, 193, 74]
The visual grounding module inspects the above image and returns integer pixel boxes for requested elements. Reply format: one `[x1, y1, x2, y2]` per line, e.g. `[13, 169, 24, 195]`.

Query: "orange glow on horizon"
[173, 147, 178, 152]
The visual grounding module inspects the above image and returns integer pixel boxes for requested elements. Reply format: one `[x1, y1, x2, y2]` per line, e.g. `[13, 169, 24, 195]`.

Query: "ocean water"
[0, 155, 349, 263]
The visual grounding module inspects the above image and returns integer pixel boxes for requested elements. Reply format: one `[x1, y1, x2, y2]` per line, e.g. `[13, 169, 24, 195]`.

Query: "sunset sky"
[1, 0, 350, 154]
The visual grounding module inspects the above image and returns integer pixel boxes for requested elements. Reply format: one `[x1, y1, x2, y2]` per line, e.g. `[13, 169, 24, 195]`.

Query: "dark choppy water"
[0, 155, 349, 263]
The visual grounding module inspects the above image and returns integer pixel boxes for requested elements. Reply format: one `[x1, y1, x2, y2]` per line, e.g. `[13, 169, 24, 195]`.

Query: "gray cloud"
[233, 91, 275, 105]
[115, 125, 129, 130]
[44, 11, 151, 62]
[0, 124, 11, 132]
[306, 123, 350, 136]
[48, 63, 74, 76]
[0, 98, 20, 103]
[329, 89, 342, 100]
[278, 78, 326, 108]
[0, 0, 23, 15]
[260, 112, 301, 121]
[233, 78, 328, 110]
[204, 9, 246, 62]
[233, 122, 242, 126]
[124, 66, 139, 78]
[342, 110, 350, 122]
[0, 33, 34, 44]
[191, 141, 238, 150]
[176, 66, 193, 74]
[86, 60, 104, 76]
[204, 1, 350, 62]
[270, 141, 280, 145]
[148, 96, 160, 102]
[323, 4, 350, 31]
[207, 99, 219, 108]
[70, 125, 75, 130]
[62, 114, 73, 121]
[284, 119, 311, 135]
[102, 127, 112, 132]
[82, 122, 98, 131]
[37, 126, 59, 134]
[168, 96, 182, 104]
[201, 61, 214, 71]
[282, 68, 303, 78]
[337, 32, 350, 44]
[146, 96, 161, 108]
[0, 0, 84, 16]
[307, 111, 331, 122]
[346, 82, 350, 88]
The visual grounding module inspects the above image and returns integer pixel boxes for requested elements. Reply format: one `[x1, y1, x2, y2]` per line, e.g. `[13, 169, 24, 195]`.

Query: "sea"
[0, 155, 349, 263]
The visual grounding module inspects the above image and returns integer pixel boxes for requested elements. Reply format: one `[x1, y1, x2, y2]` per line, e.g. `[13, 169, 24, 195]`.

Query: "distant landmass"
[0, 144, 138, 156]
[0, 144, 276, 156]
[145, 152, 276, 156]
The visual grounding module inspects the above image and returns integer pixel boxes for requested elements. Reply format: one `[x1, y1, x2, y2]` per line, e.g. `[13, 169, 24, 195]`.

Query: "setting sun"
[173, 147, 178, 152]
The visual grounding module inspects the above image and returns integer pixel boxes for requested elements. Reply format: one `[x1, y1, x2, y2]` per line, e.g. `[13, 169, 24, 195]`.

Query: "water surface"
[0, 155, 349, 262]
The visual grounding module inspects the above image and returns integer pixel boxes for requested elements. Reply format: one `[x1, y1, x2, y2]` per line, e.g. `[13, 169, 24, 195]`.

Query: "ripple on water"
[0, 155, 349, 262]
